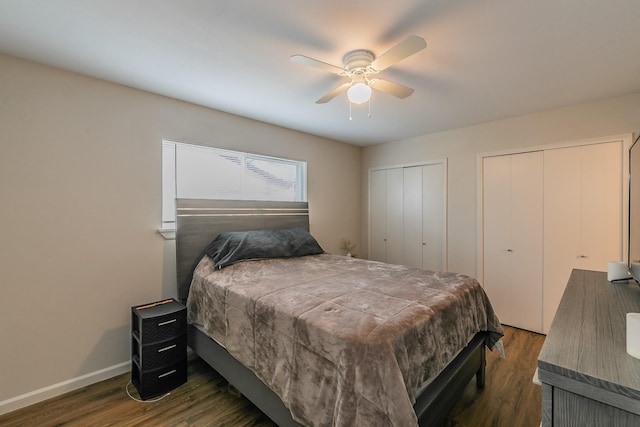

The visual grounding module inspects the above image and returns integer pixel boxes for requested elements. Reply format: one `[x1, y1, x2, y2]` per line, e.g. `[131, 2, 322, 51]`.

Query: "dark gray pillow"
[204, 228, 324, 269]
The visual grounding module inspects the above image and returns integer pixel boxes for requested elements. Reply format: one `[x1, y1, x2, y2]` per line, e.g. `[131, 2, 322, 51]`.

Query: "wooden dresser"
[538, 269, 640, 426]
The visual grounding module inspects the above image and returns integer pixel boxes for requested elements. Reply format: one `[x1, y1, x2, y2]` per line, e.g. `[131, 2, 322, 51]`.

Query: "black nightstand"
[131, 298, 187, 400]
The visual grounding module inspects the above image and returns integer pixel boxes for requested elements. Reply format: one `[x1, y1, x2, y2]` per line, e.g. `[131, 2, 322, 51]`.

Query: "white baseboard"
[0, 360, 130, 416]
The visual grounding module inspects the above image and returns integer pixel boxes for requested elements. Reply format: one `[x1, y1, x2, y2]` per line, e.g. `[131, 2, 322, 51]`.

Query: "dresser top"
[538, 269, 640, 397]
[132, 298, 185, 319]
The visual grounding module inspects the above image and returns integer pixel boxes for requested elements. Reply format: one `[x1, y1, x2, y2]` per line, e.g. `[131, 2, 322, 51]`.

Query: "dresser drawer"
[133, 312, 186, 344]
[132, 299, 186, 344]
[133, 334, 187, 371]
[131, 357, 187, 400]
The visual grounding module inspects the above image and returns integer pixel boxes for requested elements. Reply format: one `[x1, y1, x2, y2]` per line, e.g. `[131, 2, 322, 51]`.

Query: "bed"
[176, 199, 503, 427]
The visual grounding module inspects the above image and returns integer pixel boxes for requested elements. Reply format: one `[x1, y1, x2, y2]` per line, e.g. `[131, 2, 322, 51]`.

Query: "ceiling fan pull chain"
[368, 97, 372, 118]
[349, 100, 353, 121]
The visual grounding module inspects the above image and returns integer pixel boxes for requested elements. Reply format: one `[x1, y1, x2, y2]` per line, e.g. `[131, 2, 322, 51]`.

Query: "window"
[162, 140, 307, 230]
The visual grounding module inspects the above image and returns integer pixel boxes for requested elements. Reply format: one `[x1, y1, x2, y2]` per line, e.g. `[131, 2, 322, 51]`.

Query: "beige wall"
[4, 48, 640, 412]
[362, 92, 640, 277]
[0, 54, 361, 406]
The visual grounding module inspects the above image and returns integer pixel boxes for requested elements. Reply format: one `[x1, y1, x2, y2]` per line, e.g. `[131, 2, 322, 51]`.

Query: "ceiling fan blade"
[370, 35, 427, 71]
[290, 54, 345, 75]
[316, 82, 351, 104]
[369, 79, 415, 99]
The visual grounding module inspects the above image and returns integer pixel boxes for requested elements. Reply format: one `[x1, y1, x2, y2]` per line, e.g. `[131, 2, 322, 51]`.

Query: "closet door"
[483, 155, 512, 324]
[510, 152, 544, 332]
[370, 168, 404, 264]
[422, 163, 446, 271]
[543, 141, 622, 333]
[580, 143, 622, 270]
[483, 151, 543, 332]
[403, 166, 424, 268]
[402, 164, 447, 270]
[385, 168, 404, 265]
[370, 169, 387, 262]
[371, 163, 446, 269]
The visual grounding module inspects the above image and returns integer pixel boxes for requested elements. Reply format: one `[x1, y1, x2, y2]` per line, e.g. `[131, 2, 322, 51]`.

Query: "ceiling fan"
[290, 35, 427, 105]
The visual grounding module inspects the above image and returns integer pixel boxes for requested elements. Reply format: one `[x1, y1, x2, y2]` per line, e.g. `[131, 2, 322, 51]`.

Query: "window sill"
[158, 228, 176, 240]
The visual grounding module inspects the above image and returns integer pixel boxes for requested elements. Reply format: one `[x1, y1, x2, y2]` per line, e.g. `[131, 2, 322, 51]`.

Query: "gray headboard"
[175, 199, 310, 302]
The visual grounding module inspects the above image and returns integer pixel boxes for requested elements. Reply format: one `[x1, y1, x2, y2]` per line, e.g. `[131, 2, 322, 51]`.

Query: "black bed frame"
[176, 198, 487, 427]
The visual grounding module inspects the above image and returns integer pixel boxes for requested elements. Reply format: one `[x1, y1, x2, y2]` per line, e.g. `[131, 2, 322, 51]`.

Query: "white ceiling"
[1, 0, 640, 146]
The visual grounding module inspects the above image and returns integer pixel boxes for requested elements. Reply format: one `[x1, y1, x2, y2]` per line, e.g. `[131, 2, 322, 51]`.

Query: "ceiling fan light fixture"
[291, 35, 426, 106]
[347, 82, 372, 104]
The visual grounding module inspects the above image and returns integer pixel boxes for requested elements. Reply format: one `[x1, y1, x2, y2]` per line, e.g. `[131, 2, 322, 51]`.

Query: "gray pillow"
[204, 228, 324, 269]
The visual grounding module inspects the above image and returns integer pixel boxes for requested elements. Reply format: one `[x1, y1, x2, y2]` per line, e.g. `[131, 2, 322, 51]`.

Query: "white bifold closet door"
[483, 151, 544, 333]
[403, 165, 446, 271]
[370, 163, 446, 271]
[542, 141, 622, 333]
[370, 168, 404, 265]
[370, 169, 388, 263]
[385, 168, 405, 265]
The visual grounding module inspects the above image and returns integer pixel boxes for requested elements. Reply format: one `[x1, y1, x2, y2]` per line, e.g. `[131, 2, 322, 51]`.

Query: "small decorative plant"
[341, 237, 358, 258]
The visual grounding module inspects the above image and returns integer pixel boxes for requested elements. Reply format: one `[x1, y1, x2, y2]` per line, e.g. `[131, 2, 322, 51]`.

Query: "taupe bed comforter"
[187, 253, 503, 427]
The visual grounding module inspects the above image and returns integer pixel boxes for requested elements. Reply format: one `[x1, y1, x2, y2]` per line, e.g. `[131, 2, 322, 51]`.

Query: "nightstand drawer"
[133, 334, 187, 371]
[131, 357, 187, 400]
[132, 311, 186, 344]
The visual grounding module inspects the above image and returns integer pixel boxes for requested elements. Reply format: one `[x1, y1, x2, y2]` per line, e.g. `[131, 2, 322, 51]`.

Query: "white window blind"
[162, 141, 307, 229]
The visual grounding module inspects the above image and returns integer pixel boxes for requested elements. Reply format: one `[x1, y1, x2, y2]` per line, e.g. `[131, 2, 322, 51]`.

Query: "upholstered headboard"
[175, 199, 310, 301]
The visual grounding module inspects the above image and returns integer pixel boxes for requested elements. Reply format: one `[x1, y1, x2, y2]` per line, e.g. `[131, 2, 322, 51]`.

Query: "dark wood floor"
[444, 326, 544, 427]
[0, 326, 544, 427]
